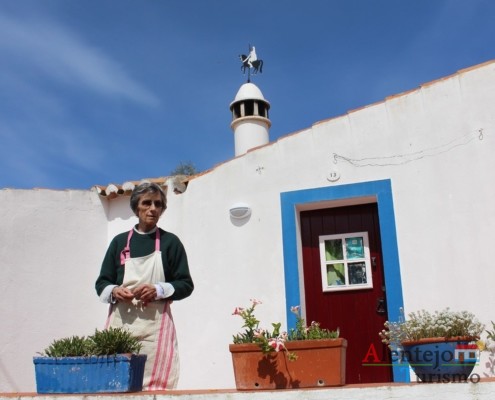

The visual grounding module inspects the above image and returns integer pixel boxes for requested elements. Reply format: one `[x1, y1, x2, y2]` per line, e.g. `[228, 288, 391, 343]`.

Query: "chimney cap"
[230, 82, 270, 108]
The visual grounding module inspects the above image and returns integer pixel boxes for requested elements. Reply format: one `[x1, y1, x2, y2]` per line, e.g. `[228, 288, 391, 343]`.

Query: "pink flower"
[232, 307, 245, 315]
[268, 338, 286, 352]
[250, 298, 262, 305]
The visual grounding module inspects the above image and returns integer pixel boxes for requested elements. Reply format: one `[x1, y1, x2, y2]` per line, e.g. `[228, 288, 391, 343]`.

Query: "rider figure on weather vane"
[239, 45, 263, 82]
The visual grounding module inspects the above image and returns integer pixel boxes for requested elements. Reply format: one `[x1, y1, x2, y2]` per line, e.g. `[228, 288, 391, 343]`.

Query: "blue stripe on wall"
[280, 179, 408, 382]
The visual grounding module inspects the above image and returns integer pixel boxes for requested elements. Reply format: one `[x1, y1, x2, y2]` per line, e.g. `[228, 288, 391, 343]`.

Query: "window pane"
[348, 262, 367, 285]
[346, 237, 364, 259]
[325, 239, 343, 261]
[327, 263, 345, 286]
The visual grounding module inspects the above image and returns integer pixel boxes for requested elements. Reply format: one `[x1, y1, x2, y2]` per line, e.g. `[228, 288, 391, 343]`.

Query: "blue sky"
[1, 0, 494, 190]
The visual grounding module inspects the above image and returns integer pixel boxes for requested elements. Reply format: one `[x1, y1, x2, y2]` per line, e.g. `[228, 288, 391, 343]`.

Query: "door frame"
[280, 179, 408, 382]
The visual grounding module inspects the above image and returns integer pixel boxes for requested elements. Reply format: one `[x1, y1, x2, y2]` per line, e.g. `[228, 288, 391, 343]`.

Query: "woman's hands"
[112, 286, 134, 302]
[112, 284, 157, 305]
[132, 284, 157, 304]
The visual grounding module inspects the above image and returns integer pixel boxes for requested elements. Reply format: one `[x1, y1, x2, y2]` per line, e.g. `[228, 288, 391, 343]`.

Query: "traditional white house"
[1, 59, 494, 392]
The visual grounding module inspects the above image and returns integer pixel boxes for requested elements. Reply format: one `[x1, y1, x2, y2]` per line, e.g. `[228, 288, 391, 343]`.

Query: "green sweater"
[95, 228, 194, 301]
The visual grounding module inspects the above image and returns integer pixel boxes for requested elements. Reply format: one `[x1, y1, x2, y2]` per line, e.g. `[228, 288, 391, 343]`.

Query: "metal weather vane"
[239, 44, 263, 82]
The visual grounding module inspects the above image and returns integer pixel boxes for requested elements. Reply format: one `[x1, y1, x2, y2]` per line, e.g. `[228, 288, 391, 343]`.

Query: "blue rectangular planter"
[33, 354, 147, 393]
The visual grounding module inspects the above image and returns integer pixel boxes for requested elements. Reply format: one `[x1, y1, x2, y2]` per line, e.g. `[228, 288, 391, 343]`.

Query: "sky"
[0, 0, 494, 190]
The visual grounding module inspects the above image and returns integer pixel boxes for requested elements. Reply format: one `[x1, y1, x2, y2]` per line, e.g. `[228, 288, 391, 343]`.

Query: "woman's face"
[136, 191, 165, 231]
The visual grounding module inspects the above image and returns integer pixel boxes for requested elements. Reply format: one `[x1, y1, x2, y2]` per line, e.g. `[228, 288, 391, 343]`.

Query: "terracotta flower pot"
[401, 336, 479, 383]
[229, 338, 347, 390]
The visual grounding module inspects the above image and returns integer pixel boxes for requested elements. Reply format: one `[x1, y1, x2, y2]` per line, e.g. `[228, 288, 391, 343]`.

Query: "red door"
[300, 203, 392, 384]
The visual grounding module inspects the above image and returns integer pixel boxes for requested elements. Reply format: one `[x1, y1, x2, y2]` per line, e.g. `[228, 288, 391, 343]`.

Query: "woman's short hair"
[130, 182, 167, 215]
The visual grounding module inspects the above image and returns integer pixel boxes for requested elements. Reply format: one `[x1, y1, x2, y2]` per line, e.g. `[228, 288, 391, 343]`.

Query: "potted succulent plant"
[33, 327, 146, 394]
[379, 308, 484, 383]
[229, 299, 347, 390]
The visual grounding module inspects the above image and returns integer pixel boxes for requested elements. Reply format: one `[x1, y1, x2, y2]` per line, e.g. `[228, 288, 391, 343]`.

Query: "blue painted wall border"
[280, 179, 408, 382]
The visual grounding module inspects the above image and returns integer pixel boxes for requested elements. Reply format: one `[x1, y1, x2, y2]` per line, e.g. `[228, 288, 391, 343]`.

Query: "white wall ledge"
[2, 379, 495, 400]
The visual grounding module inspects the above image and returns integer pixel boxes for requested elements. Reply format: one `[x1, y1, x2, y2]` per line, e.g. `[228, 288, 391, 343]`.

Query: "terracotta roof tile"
[92, 178, 168, 199]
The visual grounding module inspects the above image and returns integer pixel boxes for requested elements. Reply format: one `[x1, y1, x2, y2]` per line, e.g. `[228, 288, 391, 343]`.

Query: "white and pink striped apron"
[106, 229, 180, 390]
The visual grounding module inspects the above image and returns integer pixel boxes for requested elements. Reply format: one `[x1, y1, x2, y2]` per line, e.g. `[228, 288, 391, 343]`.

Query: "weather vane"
[239, 44, 263, 83]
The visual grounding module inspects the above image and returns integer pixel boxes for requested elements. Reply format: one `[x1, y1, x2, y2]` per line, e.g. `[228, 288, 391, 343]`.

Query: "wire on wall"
[333, 128, 484, 167]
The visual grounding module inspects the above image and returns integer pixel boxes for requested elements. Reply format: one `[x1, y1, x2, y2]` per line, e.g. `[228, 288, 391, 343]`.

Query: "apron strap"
[120, 228, 160, 265]
[120, 229, 134, 266]
[155, 229, 160, 252]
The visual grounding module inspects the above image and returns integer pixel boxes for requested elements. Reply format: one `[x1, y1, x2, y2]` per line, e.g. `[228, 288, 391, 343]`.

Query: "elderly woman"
[95, 182, 194, 390]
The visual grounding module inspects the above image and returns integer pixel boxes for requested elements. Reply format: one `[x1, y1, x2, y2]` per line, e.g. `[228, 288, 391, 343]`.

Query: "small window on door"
[319, 232, 373, 292]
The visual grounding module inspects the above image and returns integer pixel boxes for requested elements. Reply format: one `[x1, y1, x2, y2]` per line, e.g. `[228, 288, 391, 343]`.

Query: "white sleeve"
[156, 282, 175, 299]
[100, 284, 117, 304]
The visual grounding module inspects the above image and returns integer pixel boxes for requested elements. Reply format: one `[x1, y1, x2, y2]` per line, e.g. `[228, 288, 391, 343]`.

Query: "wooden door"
[300, 203, 392, 384]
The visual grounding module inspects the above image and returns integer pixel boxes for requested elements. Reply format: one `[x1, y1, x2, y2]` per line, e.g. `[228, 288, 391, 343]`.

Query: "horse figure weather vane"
[239, 45, 263, 82]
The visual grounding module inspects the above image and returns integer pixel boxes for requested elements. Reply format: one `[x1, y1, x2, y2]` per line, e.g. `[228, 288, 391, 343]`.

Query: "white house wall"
[0, 189, 109, 392]
[1, 61, 494, 392]
[165, 61, 495, 388]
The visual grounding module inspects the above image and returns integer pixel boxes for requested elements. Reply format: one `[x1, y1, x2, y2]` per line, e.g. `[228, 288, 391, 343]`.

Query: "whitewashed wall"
[1, 61, 494, 393]
[0, 189, 109, 392]
[167, 61, 495, 388]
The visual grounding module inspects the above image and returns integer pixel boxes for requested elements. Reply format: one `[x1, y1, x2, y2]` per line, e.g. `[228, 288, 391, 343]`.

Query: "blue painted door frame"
[280, 179, 408, 382]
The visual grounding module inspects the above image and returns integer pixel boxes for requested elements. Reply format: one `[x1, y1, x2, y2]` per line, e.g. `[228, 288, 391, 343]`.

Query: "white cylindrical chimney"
[230, 83, 271, 156]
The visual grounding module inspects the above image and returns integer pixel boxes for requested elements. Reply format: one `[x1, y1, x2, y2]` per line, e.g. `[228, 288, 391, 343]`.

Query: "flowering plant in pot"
[477, 321, 495, 377]
[230, 299, 347, 390]
[379, 308, 484, 383]
[33, 327, 146, 394]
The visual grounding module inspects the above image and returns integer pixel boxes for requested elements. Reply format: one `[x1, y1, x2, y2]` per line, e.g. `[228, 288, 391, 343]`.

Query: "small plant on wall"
[230, 299, 346, 390]
[232, 299, 339, 361]
[479, 321, 495, 377]
[379, 308, 484, 348]
[379, 308, 485, 383]
[34, 327, 146, 394]
[41, 327, 142, 357]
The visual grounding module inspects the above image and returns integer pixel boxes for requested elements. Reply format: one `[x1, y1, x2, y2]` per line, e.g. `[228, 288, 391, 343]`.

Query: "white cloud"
[0, 11, 159, 107]
[0, 9, 161, 188]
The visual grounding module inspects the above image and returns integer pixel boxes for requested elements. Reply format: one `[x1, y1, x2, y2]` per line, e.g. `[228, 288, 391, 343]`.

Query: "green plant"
[481, 321, 495, 376]
[232, 299, 283, 354]
[41, 327, 142, 357]
[288, 305, 339, 341]
[170, 161, 197, 176]
[486, 321, 495, 342]
[232, 299, 339, 361]
[88, 327, 142, 355]
[379, 308, 484, 349]
[479, 321, 495, 353]
[43, 335, 91, 357]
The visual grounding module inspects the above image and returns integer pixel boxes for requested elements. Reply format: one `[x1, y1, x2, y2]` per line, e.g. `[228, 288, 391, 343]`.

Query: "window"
[319, 232, 372, 292]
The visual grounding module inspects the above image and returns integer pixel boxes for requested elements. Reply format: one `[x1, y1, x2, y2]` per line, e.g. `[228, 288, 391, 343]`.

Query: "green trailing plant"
[41, 327, 142, 357]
